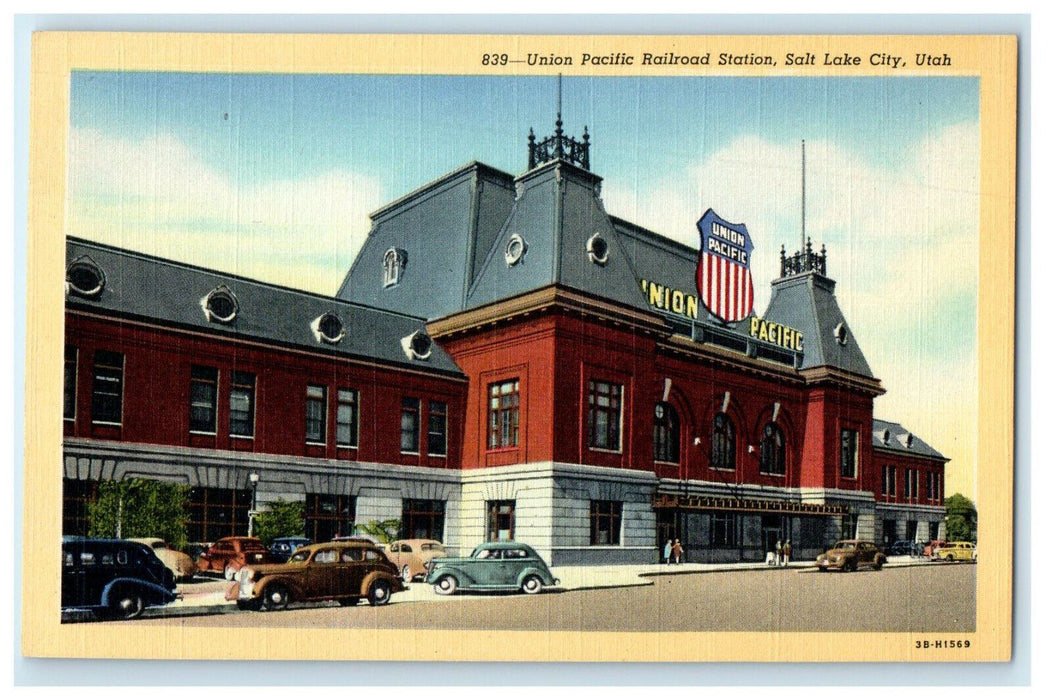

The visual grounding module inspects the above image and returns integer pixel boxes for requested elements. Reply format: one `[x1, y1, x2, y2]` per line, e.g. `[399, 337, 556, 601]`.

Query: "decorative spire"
[779, 236, 827, 278]
[527, 74, 591, 171]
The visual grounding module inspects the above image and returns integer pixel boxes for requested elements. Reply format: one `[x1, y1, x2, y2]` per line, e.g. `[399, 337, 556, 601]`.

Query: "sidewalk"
[152, 554, 938, 618]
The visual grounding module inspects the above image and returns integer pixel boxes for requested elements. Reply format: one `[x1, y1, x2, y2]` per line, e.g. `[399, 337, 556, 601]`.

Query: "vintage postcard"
[23, 31, 1016, 663]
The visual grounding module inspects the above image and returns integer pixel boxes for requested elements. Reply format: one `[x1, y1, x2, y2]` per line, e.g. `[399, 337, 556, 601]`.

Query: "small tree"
[352, 519, 401, 544]
[253, 499, 305, 547]
[944, 493, 977, 542]
[87, 479, 190, 550]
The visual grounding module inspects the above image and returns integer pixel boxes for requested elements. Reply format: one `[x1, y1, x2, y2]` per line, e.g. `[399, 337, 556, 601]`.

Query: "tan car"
[816, 540, 887, 572]
[128, 537, 198, 581]
[226, 541, 405, 611]
[935, 541, 976, 562]
[387, 539, 447, 583]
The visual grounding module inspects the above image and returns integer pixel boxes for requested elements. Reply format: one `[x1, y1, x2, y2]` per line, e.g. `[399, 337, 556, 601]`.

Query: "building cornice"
[799, 365, 885, 397]
[659, 333, 805, 384]
[427, 284, 670, 339]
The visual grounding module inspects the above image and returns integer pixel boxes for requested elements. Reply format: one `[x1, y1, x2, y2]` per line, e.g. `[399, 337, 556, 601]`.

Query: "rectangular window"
[306, 385, 327, 443]
[590, 500, 622, 545]
[64, 346, 77, 420]
[304, 493, 355, 542]
[62, 478, 98, 537]
[401, 499, 446, 540]
[186, 487, 251, 543]
[841, 514, 858, 540]
[427, 401, 448, 456]
[926, 472, 934, 500]
[486, 500, 515, 541]
[91, 350, 124, 424]
[588, 380, 623, 451]
[934, 473, 941, 502]
[488, 380, 520, 449]
[336, 389, 359, 448]
[881, 465, 896, 496]
[839, 428, 858, 478]
[229, 371, 256, 438]
[189, 365, 219, 433]
[401, 397, 420, 453]
[904, 468, 915, 499]
[710, 512, 736, 547]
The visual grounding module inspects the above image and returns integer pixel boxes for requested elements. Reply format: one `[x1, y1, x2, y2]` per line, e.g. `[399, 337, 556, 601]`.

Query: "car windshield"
[421, 543, 443, 552]
[473, 548, 498, 559]
[289, 550, 311, 563]
[241, 541, 266, 552]
[834, 541, 857, 550]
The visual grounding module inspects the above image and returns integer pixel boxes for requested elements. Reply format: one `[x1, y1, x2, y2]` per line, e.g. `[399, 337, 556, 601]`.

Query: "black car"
[268, 536, 312, 563]
[62, 539, 178, 620]
[887, 540, 915, 556]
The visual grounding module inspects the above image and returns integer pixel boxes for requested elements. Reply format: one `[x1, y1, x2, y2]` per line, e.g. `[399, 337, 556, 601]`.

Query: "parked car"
[815, 540, 887, 572]
[226, 541, 405, 611]
[386, 539, 447, 583]
[62, 538, 178, 619]
[128, 538, 198, 581]
[923, 539, 947, 558]
[268, 536, 312, 563]
[886, 540, 915, 556]
[934, 541, 976, 562]
[196, 537, 278, 580]
[425, 541, 560, 595]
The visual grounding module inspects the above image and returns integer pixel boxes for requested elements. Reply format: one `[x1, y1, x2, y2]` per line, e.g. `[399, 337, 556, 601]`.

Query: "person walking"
[663, 539, 672, 565]
[775, 540, 783, 567]
[671, 539, 683, 564]
[783, 539, 793, 567]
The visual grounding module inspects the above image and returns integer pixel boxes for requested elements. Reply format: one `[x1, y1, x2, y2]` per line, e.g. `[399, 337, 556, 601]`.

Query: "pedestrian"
[783, 539, 792, 567]
[775, 540, 783, 567]
[671, 539, 683, 564]
[663, 539, 672, 565]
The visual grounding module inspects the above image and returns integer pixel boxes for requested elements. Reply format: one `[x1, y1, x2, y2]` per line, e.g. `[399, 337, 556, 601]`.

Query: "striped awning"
[653, 493, 846, 516]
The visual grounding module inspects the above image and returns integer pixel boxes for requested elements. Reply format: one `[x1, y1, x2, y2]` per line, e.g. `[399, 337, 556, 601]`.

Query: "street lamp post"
[248, 472, 260, 537]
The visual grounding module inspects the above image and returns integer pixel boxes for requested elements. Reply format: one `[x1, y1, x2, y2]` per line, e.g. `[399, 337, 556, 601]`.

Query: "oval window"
[312, 312, 345, 344]
[403, 330, 433, 360]
[202, 286, 239, 324]
[504, 234, 528, 267]
[833, 322, 848, 346]
[587, 232, 609, 265]
[66, 258, 106, 297]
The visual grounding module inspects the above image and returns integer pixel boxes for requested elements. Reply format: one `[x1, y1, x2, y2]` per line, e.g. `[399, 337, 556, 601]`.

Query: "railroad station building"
[62, 119, 947, 564]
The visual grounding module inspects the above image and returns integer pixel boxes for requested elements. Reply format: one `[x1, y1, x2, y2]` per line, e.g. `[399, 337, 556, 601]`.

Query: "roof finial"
[801, 139, 806, 254]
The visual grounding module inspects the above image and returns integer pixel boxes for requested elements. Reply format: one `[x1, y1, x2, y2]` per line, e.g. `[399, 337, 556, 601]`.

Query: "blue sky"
[67, 71, 980, 498]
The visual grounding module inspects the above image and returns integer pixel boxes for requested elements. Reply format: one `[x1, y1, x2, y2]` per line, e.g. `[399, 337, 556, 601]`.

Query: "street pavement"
[154, 554, 942, 619]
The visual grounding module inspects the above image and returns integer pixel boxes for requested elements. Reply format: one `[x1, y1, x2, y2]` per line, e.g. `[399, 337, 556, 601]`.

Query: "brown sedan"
[197, 537, 278, 580]
[816, 540, 887, 572]
[226, 541, 405, 611]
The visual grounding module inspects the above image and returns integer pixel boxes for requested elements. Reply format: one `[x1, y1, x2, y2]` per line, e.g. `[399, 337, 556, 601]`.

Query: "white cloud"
[604, 122, 980, 498]
[67, 128, 383, 294]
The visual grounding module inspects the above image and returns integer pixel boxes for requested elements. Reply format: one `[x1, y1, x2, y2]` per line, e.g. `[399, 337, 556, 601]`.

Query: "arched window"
[382, 248, 407, 288]
[759, 422, 786, 475]
[653, 402, 680, 463]
[710, 412, 735, 470]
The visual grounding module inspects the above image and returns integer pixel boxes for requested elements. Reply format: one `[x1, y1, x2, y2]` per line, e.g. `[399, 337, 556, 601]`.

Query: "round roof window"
[833, 322, 848, 346]
[407, 331, 433, 360]
[202, 286, 239, 324]
[313, 312, 345, 344]
[587, 232, 609, 265]
[504, 233, 528, 267]
[66, 258, 106, 298]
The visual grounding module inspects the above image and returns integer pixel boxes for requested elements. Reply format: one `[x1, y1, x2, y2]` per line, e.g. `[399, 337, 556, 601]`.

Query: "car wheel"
[873, 559, 884, 571]
[433, 575, 457, 596]
[224, 564, 238, 581]
[368, 580, 392, 606]
[111, 591, 145, 620]
[946, 555, 955, 562]
[401, 565, 413, 584]
[338, 598, 360, 607]
[818, 566, 827, 573]
[263, 583, 290, 611]
[521, 575, 543, 595]
[844, 560, 856, 573]
[236, 599, 263, 612]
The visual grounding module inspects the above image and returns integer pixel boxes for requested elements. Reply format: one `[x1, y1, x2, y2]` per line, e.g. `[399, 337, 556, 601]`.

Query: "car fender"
[101, 578, 176, 607]
[359, 570, 404, 597]
[425, 565, 474, 587]
[253, 573, 306, 601]
[516, 566, 554, 588]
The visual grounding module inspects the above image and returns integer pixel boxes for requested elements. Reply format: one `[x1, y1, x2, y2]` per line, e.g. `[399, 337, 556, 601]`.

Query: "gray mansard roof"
[65, 238, 464, 377]
[872, 419, 946, 461]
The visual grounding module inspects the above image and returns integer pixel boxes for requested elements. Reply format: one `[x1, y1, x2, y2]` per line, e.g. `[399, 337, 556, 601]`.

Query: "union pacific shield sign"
[696, 209, 755, 323]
